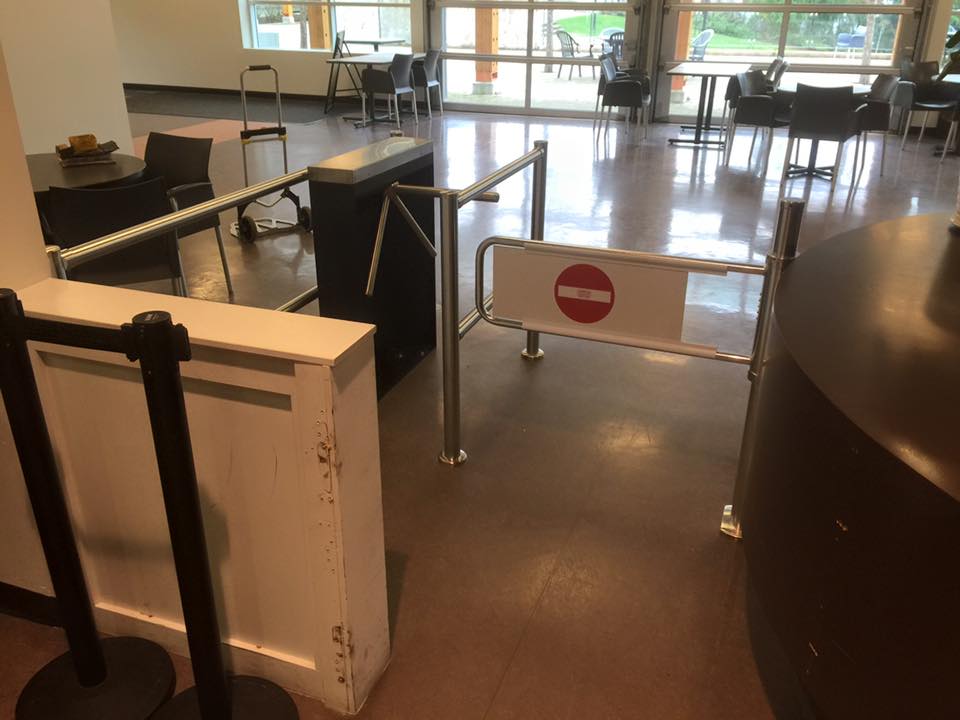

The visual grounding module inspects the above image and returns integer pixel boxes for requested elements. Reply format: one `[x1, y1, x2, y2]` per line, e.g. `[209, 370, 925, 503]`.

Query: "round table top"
[775, 213, 960, 501]
[26, 152, 146, 194]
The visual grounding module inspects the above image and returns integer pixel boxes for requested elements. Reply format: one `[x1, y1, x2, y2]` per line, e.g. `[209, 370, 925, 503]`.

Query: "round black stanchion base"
[16, 636, 175, 720]
[153, 676, 299, 719]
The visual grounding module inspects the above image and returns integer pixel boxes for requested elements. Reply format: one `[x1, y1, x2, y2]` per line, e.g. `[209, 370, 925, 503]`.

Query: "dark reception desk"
[743, 214, 960, 719]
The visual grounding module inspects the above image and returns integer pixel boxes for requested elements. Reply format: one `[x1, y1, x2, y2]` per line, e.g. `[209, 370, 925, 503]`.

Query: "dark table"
[27, 152, 146, 194]
[27, 152, 146, 242]
[743, 214, 960, 719]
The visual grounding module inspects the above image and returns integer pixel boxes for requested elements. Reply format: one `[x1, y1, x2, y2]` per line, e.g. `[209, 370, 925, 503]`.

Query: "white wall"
[0, 0, 133, 155]
[0, 43, 54, 598]
[110, 0, 425, 95]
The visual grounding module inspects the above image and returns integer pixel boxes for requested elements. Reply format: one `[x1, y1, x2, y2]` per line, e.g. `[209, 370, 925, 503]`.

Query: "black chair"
[891, 73, 958, 152]
[764, 57, 788, 92]
[853, 74, 898, 176]
[555, 29, 595, 80]
[143, 132, 233, 295]
[362, 54, 418, 129]
[780, 84, 864, 193]
[724, 71, 790, 173]
[608, 31, 625, 64]
[596, 54, 650, 140]
[413, 50, 443, 118]
[46, 178, 186, 294]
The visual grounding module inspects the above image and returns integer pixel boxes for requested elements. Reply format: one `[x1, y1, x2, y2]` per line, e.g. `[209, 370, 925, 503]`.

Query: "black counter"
[743, 214, 960, 719]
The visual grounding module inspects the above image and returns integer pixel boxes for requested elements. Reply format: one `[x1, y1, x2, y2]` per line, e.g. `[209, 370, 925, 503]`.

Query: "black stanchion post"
[124, 311, 297, 720]
[0, 289, 175, 720]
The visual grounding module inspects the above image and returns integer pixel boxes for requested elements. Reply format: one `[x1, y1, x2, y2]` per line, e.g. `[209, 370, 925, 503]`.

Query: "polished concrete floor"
[5, 105, 958, 718]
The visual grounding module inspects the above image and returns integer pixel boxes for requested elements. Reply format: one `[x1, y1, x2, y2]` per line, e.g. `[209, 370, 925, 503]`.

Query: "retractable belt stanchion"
[125, 312, 298, 720]
[0, 289, 175, 720]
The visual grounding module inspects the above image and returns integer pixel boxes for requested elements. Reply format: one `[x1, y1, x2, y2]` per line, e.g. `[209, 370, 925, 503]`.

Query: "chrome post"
[45, 245, 67, 279]
[721, 199, 804, 539]
[522, 140, 547, 360]
[439, 191, 466, 466]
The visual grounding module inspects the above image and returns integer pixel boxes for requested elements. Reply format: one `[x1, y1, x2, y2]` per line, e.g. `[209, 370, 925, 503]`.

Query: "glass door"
[431, 0, 638, 115]
[654, 0, 925, 120]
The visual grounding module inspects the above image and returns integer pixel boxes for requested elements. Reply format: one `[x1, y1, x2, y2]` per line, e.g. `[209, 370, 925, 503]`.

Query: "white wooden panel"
[13, 334, 387, 714]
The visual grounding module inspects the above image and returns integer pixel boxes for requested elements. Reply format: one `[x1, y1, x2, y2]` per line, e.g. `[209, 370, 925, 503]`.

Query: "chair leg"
[361, 93, 367, 128]
[411, 91, 419, 123]
[793, 138, 800, 164]
[437, 86, 443, 114]
[719, 101, 728, 143]
[725, 122, 736, 165]
[901, 110, 912, 151]
[780, 136, 794, 191]
[426, 87, 433, 119]
[214, 226, 233, 296]
[643, 103, 649, 140]
[880, 129, 887, 175]
[917, 111, 929, 148]
[605, 106, 612, 136]
[594, 95, 601, 133]
[762, 127, 773, 176]
[831, 141, 844, 193]
[853, 133, 861, 179]
[942, 120, 957, 162]
[749, 126, 758, 163]
[395, 95, 402, 129]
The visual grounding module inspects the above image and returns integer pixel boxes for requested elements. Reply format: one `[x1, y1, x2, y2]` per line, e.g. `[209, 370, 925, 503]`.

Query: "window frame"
[244, 0, 414, 52]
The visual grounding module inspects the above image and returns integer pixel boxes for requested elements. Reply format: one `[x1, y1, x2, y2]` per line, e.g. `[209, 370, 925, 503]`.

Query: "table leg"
[692, 76, 708, 144]
[704, 76, 718, 140]
[669, 75, 726, 149]
[785, 138, 837, 180]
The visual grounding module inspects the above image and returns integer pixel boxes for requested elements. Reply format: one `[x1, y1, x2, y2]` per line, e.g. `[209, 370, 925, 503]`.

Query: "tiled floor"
[6, 104, 957, 718]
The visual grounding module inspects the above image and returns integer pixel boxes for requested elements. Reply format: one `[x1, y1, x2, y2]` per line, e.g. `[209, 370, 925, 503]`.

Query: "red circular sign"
[554, 264, 615, 324]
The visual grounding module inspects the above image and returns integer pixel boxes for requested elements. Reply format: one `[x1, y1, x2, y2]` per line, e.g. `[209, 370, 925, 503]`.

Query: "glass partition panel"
[783, 12, 901, 66]
[443, 58, 527, 106]
[530, 62, 600, 110]
[442, 8, 529, 56]
[671, 11, 783, 62]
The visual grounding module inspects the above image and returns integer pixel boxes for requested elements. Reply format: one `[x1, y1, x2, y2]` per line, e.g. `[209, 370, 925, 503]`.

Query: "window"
[245, 1, 412, 51]
[660, 0, 921, 117]
[434, 0, 634, 113]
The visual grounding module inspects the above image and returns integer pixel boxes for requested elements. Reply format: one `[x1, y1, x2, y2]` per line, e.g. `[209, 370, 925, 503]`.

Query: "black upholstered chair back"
[144, 132, 212, 189]
[143, 131, 219, 235]
[46, 178, 182, 289]
[790, 84, 857, 142]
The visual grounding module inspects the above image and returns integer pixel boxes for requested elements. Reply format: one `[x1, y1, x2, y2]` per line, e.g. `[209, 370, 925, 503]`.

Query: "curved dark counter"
[743, 214, 960, 720]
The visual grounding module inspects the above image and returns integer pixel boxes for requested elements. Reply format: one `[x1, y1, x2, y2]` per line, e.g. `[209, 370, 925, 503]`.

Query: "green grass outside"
[709, 33, 779, 50]
[553, 14, 625, 36]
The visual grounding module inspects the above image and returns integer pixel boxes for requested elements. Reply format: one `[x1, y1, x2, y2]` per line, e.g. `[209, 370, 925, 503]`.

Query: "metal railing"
[438, 141, 549, 465]
[467, 199, 805, 540]
[46, 168, 310, 278]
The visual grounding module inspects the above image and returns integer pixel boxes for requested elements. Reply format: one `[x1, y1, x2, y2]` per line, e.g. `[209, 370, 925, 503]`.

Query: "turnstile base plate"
[152, 675, 299, 719]
[16, 636, 175, 720]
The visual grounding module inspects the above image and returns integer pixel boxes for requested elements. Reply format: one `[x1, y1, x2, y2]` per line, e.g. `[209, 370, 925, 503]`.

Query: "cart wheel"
[298, 206, 312, 232]
[238, 215, 258, 244]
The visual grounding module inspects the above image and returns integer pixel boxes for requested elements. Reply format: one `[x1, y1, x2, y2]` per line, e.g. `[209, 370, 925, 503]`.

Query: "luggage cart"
[231, 65, 312, 244]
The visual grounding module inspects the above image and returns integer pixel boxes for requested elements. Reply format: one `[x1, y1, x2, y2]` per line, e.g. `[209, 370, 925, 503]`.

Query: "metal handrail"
[54, 168, 310, 272]
[458, 146, 545, 207]
[275, 286, 320, 313]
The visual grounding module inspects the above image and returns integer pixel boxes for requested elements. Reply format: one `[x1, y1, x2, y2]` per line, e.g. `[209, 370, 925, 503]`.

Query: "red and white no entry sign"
[554, 263, 615, 324]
